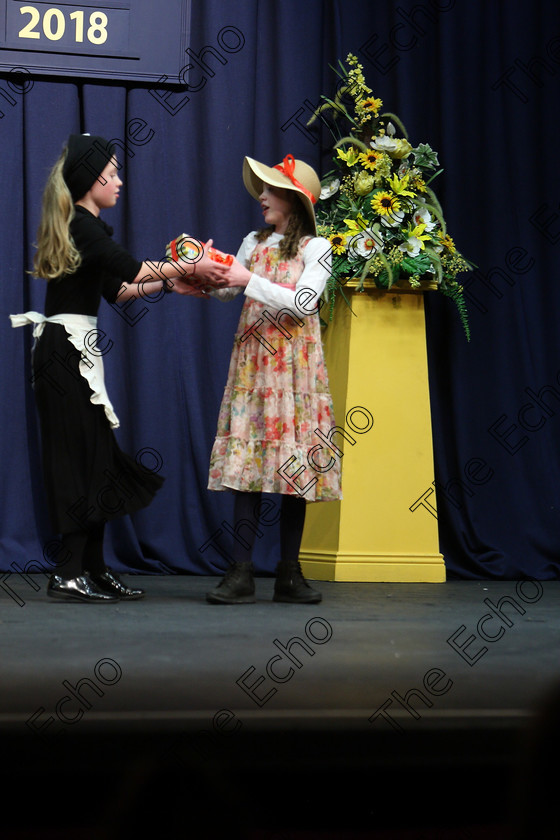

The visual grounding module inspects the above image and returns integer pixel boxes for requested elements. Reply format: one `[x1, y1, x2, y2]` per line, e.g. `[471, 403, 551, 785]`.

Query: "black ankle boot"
[206, 561, 255, 604]
[273, 559, 322, 604]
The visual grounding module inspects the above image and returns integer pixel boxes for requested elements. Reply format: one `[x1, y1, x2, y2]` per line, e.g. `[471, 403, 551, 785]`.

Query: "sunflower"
[358, 149, 380, 171]
[359, 96, 382, 115]
[437, 231, 457, 253]
[328, 232, 348, 255]
[371, 191, 401, 217]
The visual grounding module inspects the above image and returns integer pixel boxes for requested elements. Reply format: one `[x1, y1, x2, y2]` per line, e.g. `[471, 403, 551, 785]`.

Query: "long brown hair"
[32, 147, 81, 280]
[255, 193, 314, 259]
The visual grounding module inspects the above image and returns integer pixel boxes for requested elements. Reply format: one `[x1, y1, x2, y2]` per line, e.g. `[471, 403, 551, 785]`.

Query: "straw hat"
[243, 154, 321, 235]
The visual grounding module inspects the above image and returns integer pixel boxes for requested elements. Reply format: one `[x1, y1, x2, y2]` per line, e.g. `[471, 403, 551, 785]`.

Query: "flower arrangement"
[310, 54, 473, 339]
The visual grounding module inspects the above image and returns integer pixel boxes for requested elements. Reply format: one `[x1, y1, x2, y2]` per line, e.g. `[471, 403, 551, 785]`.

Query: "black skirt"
[32, 323, 164, 534]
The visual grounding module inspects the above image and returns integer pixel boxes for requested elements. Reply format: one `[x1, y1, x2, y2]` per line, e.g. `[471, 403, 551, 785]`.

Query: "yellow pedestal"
[300, 284, 445, 582]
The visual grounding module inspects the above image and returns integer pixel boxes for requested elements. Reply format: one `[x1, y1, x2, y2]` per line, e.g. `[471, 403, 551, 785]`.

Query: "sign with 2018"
[0, 0, 191, 82]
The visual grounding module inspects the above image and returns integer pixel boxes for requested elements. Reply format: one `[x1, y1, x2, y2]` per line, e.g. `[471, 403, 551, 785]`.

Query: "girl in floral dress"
[203, 154, 342, 604]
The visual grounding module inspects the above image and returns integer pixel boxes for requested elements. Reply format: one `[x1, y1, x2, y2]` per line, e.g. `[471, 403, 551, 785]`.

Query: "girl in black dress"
[11, 134, 229, 602]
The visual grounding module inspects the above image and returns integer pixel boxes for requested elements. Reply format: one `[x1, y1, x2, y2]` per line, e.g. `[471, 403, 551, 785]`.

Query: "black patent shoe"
[273, 559, 322, 604]
[206, 561, 255, 604]
[87, 569, 145, 600]
[47, 574, 119, 603]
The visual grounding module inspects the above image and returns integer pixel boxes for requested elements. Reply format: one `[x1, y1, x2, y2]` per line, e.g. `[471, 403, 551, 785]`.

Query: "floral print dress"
[208, 234, 342, 502]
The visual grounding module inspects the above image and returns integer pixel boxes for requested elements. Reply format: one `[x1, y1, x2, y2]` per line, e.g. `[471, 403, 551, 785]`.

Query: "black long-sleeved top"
[44, 205, 142, 316]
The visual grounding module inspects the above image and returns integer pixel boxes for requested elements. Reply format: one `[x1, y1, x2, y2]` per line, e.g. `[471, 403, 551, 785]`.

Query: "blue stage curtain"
[1, 0, 558, 580]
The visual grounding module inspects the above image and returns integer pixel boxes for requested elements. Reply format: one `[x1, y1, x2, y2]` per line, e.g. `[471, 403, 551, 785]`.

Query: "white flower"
[370, 135, 397, 152]
[412, 206, 436, 232]
[399, 237, 422, 257]
[386, 122, 396, 136]
[397, 162, 409, 178]
[320, 179, 340, 200]
[348, 228, 383, 260]
[380, 209, 405, 229]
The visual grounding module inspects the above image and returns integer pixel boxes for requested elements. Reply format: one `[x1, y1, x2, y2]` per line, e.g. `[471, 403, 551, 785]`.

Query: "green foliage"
[310, 53, 473, 341]
[439, 283, 471, 342]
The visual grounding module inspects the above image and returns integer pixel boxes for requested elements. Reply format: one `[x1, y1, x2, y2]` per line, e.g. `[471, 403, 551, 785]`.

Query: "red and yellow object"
[166, 233, 233, 266]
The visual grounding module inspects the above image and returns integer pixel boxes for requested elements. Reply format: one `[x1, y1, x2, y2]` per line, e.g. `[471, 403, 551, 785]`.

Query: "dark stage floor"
[1, 577, 559, 839]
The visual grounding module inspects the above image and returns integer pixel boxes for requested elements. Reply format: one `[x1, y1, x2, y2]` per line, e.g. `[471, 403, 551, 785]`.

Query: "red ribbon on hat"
[273, 154, 317, 204]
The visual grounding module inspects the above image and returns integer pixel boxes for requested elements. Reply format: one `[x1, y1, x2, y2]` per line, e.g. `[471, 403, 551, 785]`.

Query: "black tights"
[232, 491, 306, 566]
[56, 522, 106, 579]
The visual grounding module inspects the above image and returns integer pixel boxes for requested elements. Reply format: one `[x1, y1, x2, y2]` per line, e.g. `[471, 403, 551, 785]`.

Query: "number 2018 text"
[18, 5, 108, 45]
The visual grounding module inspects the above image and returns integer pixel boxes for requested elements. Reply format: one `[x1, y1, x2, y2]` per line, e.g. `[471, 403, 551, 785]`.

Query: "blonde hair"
[255, 193, 314, 259]
[32, 147, 81, 280]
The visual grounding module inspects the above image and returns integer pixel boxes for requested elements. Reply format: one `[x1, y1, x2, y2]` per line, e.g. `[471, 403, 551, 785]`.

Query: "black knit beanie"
[62, 134, 116, 202]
